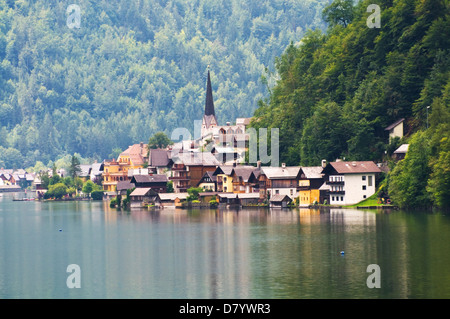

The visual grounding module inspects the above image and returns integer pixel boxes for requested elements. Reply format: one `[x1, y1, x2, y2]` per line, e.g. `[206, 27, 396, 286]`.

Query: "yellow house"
[213, 166, 234, 193]
[102, 142, 148, 193]
[298, 167, 324, 207]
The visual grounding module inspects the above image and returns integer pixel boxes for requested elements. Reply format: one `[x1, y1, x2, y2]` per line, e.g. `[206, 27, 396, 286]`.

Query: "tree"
[148, 132, 173, 150]
[187, 187, 202, 202]
[68, 155, 81, 179]
[322, 0, 354, 28]
[82, 180, 96, 196]
[47, 183, 68, 199]
[166, 181, 174, 193]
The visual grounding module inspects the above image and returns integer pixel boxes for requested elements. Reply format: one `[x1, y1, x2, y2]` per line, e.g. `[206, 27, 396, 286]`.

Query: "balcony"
[169, 176, 190, 181]
[329, 190, 345, 195]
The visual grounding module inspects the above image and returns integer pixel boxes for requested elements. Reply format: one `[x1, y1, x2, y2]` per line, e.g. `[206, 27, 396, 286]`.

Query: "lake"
[1, 193, 450, 299]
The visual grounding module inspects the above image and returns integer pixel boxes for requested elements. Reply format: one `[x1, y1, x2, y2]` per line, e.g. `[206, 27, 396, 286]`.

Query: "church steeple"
[204, 69, 215, 117]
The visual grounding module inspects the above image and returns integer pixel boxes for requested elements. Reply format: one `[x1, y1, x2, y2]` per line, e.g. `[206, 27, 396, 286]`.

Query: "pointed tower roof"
[204, 70, 215, 117]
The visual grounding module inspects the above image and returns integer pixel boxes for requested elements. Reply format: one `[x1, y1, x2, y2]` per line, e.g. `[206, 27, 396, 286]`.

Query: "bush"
[47, 183, 68, 199]
[91, 190, 104, 200]
[110, 197, 118, 208]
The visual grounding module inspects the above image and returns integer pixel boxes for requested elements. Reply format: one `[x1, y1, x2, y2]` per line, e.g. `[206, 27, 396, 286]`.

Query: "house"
[259, 164, 301, 200]
[197, 171, 217, 192]
[90, 162, 104, 184]
[213, 166, 234, 192]
[102, 142, 148, 193]
[297, 166, 324, 206]
[237, 193, 260, 206]
[157, 192, 189, 208]
[148, 149, 173, 174]
[78, 164, 92, 181]
[130, 174, 168, 193]
[270, 194, 292, 208]
[385, 118, 404, 141]
[129, 188, 158, 208]
[393, 144, 409, 161]
[169, 150, 220, 193]
[116, 181, 135, 197]
[322, 161, 381, 205]
[229, 166, 260, 194]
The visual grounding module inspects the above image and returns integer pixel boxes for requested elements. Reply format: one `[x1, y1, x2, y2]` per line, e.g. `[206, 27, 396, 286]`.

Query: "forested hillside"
[250, 0, 449, 166]
[0, 0, 329, 168]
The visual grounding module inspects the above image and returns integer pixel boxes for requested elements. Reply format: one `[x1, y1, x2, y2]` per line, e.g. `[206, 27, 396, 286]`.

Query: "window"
[341, 196, 344, 201]
[368, 175, 373, 187]
[362, 185, 366, 190]
[336, 197, 339, 201]
[363, 195, 366, 199]
[332, 196, 335, 201]
[275, 190, 280, 194]
[290, 189, 293, 196]
[224, 177, 227, 182]
[362, 175, 366, 181]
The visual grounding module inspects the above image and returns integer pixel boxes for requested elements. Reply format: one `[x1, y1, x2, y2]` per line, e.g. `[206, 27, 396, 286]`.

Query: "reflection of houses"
[385, 118, 404, 141]
[102, 142, 148, 193]
[323, 161, 381, 205]
[393, 144, 409, 161]
[298, 166, 324, 206]
[259, 164, 301, 200]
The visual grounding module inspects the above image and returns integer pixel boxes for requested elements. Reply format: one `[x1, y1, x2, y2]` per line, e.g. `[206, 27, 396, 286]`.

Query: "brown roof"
[148, 149, 171, 167]
[270, 194, 292, 202]
[131, 174, 168, 184]
[329, 161, 381, 174]
[120, 143, 148, 165]
[116, 181, 135, 191]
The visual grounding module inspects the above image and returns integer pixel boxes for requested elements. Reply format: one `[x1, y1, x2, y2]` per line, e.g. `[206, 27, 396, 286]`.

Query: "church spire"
[204, 69, 215, 117]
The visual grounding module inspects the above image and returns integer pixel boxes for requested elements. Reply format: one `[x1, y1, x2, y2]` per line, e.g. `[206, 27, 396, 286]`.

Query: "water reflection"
[1, 197, 450, 298]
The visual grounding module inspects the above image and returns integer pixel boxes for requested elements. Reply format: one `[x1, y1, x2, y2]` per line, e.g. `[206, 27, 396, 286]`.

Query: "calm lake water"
[1, 193, 450, 299]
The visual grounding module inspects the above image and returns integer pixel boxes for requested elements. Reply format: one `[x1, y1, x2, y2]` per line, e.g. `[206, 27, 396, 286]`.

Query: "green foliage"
[110, 197, 118, 208]
[91, 190, 104, 201]
[148, 132, 173, 150]
[81, 180, 99, 195]
[187, 187, 203, 202]
[251, 0, 449, 167]
[388, 95, 450, 209]
[166, 181, 174, 193]
[47, 183, 68, 199]
[0, 0, 329, 168]
[68, 155, 81, 179]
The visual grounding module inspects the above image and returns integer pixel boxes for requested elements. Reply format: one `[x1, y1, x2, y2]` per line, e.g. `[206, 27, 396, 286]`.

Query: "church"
[200, 69, 251, 164]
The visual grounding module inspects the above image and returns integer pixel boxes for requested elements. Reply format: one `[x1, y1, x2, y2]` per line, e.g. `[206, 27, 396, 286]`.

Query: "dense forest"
[0, 0, 330, 168]
[250, 0, 449, 208]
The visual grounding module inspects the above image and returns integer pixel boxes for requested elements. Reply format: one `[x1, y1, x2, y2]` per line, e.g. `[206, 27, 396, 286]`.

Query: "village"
[0, 71, 408, 210]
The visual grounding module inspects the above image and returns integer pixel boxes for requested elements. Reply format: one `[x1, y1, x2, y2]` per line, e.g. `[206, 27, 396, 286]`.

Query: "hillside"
[0, 0, 330, 168]
[250, 0, 449, 166]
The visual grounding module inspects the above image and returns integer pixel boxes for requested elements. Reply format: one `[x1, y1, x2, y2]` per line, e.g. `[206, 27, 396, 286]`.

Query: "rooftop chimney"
[282, 163, 286, 168]
[257, 160, 261, 169]
[321, 159, 326, 168]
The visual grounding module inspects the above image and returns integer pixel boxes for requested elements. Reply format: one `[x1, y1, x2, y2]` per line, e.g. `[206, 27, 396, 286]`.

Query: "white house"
[323, 161, 381, 205]
[385, 118, 404, 141]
